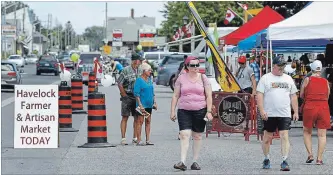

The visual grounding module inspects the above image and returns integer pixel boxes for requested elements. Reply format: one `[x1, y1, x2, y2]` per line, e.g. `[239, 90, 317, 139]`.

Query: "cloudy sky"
[25, 1, 167, 34]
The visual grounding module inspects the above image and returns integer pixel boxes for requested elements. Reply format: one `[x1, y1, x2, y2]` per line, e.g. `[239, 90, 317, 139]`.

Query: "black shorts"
[177, 108, 207, 133]
[136, 108, 152, 116]
[120, 95, 137, 117]
[263, 117, 291, 133]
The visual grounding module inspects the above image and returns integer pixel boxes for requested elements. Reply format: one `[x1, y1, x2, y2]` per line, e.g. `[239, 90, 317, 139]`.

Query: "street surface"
[1, 65, 333, 174]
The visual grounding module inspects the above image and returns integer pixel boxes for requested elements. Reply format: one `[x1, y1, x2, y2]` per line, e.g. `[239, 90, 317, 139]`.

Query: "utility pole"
[50, 14, 52, 49]
[105, 2, 108, 42]
[14, 3, 17, 54]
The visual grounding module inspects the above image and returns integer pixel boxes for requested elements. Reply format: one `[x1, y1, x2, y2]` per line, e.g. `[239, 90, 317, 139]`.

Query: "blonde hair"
[141, 63, 151, 71]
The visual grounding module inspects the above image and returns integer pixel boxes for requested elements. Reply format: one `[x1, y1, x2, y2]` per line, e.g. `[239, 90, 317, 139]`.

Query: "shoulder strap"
[201, 74, 206, 97]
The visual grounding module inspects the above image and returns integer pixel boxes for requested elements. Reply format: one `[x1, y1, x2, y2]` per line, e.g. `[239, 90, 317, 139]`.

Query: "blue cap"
[273, 56, 287, 66]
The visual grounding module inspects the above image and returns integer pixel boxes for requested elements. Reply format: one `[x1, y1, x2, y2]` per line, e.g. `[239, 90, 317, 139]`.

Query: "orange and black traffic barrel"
[58, 82, 79, 132]
[78, 92, 115, 148]
[71, 76, 87, 114]
[88, 72, 96, 94]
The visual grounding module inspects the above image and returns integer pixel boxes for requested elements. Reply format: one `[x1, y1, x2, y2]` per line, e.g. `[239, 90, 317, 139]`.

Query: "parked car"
[156, 53, 206, 91]
[1, 61, 23, 90]
[36, 55, 59, 76]
[25, 54, 38, 64]
[143, 51, 183, 68]
[59, 56, 74, 69]
[78, 52, 103, 85]
[7, 55, 25, 67]
[156, 54, 187, 88]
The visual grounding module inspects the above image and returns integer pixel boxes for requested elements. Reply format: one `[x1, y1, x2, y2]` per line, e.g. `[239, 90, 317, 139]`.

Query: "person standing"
[170, 56, 213, 171]
[250, 56, 260, 85]
[300, 60, 331, 165]
[134, 63, 157, 146]
[117, 53, 143, 145]
[257, 57, 299, 171]
[235, 56, 257, 95]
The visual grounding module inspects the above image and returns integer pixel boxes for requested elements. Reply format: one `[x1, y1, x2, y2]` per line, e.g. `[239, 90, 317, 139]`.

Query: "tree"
[159, 1, 262, 41]
[262, 1, 308, 18]
[82, 26, 105, 51]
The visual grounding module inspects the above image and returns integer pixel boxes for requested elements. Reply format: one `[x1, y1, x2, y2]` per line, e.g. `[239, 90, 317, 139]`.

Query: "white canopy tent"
[267, 1, 333, 41]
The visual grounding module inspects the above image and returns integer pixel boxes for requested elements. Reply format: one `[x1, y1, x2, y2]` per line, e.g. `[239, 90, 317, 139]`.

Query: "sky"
[25, 1, 167, 34]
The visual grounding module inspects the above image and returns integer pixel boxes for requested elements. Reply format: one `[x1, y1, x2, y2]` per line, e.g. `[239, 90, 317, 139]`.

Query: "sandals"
[316, 159, 324, 165]
[136, 141, 146, 146]
[146, 141, 154, 145]
[306, 155, 314, 163]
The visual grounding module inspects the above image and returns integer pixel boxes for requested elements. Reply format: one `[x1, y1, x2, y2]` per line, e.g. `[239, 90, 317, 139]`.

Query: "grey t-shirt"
[236, 65, 254, 89]
[257, 73, 298, 118]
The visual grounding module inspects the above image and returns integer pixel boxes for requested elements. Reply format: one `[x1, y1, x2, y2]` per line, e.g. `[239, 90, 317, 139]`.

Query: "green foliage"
[262, 1, 308, 18]
[159, 1, 263, 41]
[82, 26, 105, 50]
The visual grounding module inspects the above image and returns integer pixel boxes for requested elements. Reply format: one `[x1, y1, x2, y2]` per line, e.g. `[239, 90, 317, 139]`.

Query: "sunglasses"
[188, 64, 200, 68]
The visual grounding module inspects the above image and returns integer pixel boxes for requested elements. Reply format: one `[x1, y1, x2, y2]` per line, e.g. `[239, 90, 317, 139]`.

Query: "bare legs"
[179, 130, 203, 163]
[262, 130, 290, 160]
[120, 115, 137, 143]
[136, 115, 152, 144]
[304, 126, 327, 161]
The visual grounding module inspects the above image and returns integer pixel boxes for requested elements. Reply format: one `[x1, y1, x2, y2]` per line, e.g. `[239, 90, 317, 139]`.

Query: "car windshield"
[9, 56, 21, 59]
[27, 54, 37, 58]
[80, 54, 101, 64]
[40, 56, 55, 61]
[1, 63, 14, 71]
[161, 55, 184, 65]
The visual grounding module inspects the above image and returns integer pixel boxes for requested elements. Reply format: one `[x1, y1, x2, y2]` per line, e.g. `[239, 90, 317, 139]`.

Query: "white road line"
[1, 80, 61, 108]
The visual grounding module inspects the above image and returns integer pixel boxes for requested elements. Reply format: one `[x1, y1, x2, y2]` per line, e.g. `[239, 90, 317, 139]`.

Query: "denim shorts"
[177, 108, 207, 133]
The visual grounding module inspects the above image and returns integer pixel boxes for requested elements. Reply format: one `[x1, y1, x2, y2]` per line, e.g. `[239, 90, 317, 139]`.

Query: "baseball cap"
[310, 60, 322, 71]
[273, 56, 287, 66]
[185, 56, 198, 64]
[131, 52, 144, 61]
[238, 56, 246, 64]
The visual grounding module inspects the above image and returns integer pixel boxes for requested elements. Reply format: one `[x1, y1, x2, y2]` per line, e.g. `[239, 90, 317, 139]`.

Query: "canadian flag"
[224, 8, 236, 25]
[76, 58, 82, 70]
[237, 2, 248, 10]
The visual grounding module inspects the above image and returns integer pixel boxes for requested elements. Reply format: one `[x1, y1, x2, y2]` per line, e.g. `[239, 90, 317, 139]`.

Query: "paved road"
[2, 82, 333, 174]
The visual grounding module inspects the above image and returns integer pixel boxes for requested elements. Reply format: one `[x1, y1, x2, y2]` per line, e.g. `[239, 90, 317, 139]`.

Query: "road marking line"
[1, 80, 61, 108]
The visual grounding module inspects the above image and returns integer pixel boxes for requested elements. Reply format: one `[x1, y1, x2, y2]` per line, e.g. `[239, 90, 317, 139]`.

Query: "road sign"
[103, 45, 111, 55]
[14, 85, 59, 148]
[2, 25, 16, 37]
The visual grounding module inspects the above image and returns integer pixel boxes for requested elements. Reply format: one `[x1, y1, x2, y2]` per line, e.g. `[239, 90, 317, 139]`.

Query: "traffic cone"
[84, 72, 97, 102]
[58, 81, 79, 132]
[71, 76, 87, 114]
[78, 92, 116, 148]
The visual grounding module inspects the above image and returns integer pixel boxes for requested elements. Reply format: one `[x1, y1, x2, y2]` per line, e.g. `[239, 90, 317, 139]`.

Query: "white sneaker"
[121, 138, 128, 145]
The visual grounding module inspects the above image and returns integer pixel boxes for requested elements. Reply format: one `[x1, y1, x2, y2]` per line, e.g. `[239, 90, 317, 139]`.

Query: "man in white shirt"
[256, 57, 299, 171]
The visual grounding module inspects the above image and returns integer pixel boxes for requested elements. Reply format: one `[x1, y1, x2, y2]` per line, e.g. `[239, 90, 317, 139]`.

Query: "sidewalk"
[2, 85, 333, 174]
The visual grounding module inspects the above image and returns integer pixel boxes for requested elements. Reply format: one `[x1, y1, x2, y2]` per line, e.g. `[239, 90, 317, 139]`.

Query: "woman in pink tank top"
[170, 56, 213, 171]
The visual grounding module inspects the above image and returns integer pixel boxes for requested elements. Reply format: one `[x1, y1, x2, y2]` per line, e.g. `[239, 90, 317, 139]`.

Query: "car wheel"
[169, 76, 175, 91]
[36, 70, 41, 75]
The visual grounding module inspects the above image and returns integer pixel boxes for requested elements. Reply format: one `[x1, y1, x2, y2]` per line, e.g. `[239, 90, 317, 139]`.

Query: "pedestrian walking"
[133, 63, 157, 146]
[117, 53, 143, 145]
[300, 60, 331, 165]
[256, 57, 299, 171]
[235, 56, 257, 95]
[170, 56, 213, 171]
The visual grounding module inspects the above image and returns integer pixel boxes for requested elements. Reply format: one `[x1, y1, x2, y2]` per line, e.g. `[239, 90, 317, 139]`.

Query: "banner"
[186, 1, 241, 92]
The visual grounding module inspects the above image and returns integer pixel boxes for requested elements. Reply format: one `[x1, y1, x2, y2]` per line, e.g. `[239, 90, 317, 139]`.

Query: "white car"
[25, 54, 39, 64]
[7, 55, 25, 67]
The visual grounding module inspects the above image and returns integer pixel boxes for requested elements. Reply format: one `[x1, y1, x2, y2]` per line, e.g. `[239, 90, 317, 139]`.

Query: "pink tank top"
[175, 73, 210, 110]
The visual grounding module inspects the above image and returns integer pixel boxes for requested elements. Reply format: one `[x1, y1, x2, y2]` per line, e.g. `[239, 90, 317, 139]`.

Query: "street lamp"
[172, 24, 178, 32]
[183, 16, 189, 25]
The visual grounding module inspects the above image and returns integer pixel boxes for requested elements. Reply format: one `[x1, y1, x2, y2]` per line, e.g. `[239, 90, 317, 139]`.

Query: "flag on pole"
[224, 8, 236, 25]
[186, 1, 241, 92]
[237, 2, 248, 10]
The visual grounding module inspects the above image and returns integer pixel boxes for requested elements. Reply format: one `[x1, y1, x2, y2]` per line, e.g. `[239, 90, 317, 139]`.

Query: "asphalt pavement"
[1, 69, 333, 174]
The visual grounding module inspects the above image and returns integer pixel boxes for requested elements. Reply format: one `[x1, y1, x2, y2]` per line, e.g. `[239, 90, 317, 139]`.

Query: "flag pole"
[227, 7, 245, 23]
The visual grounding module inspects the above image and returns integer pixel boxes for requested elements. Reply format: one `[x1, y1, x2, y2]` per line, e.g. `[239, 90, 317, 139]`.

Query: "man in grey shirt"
[235, 56, 257, 96]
